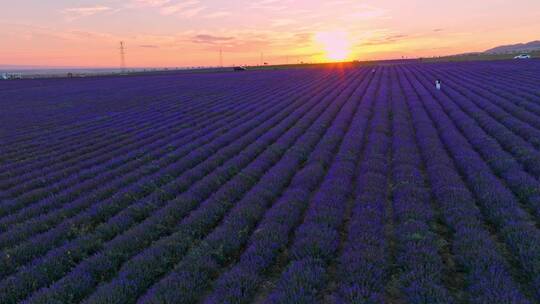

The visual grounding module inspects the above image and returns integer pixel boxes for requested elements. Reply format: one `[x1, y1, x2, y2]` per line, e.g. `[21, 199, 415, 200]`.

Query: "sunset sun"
[315, 31, 352, 62]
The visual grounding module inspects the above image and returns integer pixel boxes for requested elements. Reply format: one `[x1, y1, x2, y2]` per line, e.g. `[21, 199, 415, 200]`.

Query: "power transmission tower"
[119, 41, 126, 73]
[260, 52, 263, 66]
[219, 48, 223, 67]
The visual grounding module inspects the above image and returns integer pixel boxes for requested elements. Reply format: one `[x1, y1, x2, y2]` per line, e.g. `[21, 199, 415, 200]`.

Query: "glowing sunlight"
[315, 31, 352, 62]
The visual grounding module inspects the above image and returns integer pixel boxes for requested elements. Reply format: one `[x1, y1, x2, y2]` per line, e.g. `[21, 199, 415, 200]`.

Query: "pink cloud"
[159, 1, 200, 16]
[131, 0, 171, 7]
[61, 5, 112, 19]
[204, 11, 231, 18]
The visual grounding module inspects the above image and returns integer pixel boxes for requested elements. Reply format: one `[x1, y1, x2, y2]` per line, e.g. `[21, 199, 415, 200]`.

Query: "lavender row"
[0, 69, 330, 283]
[1, 88, 256, 208]
[0, 78, 210, 169]
[402, 65, 540, 302]
[435, 63, 540, 134]
[132, 67, 369, 304]
[449, 63, 540, 109]
[0, 76, 285, 195]
[421, 65, 540, 178]
[454, 67, 540, 117]
[436, 76, 540, 178]
[397, 65, 531, 303]
[261, 69, 384, 304]
[0, 100, 248, 230]
[412, 67, 540, 221]
[203, 67, 375, 304]
[24, 70, 344, 304]
[388, 68, 452, 302]
[0, 71, 297, 179]
[0, 72, 258, 155]
[329, 69, 391, 303]
[0, 71, 326, 231]
[434, 68, 540, 149]
[0, 68, 360, 304]
[0, 79, 305, 249]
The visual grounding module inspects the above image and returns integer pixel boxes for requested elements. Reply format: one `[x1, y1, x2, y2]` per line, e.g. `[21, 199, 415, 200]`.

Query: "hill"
[485, 40, 540, 54]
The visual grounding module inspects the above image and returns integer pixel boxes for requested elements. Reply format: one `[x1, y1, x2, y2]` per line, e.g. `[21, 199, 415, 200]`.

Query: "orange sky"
[1, 0, 539, 67]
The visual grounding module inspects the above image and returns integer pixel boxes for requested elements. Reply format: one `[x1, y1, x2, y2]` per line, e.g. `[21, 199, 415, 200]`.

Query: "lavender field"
[2, 60, 540, 304]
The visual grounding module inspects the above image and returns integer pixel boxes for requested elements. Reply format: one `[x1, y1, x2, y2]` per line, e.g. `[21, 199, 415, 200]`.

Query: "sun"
[315, 31, 352, 62]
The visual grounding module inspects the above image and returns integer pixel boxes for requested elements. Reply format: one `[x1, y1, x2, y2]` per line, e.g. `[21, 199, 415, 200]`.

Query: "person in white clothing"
[435, 79, 441, 90]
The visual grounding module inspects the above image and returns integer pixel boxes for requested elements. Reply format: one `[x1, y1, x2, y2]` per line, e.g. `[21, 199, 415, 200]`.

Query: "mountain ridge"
[485, 40, 540, 54]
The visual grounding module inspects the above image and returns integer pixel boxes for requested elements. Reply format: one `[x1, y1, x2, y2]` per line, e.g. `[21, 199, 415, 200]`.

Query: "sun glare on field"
[315, 31, 352, 62]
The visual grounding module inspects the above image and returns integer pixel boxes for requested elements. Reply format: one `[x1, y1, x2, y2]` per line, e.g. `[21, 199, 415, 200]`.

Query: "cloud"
[271, 19, 296, 27]
[204, 11, 231, 18]
[279, 32, 313, 47]
[139, 44, 160, 48]
[255, 0, 281, 3]
[345, 4, 387, 20]
[62, 6, 112, 19]
[159, 1, 201, 16]
[179, 6, 206, 17]
[192, 34, 235, 44]
[131, 0, 171, 7]
[361, 33, 409, 46]
[67, 30, 115, 40]
[249, 0, 288, 11]
[127, 0, 205, 17]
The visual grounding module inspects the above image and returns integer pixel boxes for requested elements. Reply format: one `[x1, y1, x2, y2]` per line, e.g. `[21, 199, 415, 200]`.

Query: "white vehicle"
[233, 66, 247, 71]
[1, 73, 8, 80]
[514, 54, 531, 59]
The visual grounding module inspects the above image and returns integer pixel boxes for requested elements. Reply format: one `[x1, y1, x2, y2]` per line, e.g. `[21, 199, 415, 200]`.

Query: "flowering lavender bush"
[1, 60, 540, 303]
